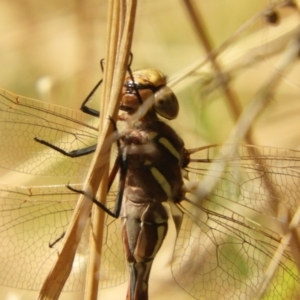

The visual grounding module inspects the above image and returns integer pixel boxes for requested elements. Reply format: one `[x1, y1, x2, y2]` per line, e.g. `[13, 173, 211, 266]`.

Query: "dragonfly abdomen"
[121, 197, 169, 300]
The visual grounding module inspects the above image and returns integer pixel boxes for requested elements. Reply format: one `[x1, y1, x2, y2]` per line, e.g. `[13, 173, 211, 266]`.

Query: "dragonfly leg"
[34, 137, 97, 157]
[80, 79, 102, 117]
[67, 155, 126, 219]
[122, 199, 169, 300]
[49, 232, 66, 248]
[34, 113, 118, 158]
[66, 145, 128, 218]
[81, 53, 134, 116]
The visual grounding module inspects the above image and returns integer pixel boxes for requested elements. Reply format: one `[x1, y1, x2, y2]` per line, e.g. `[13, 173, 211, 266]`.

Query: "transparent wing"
[172, 144, 300, 300]
[99, 191, 128, 289]
[0, 88, 98, 178]
[0, 184, 127, 292]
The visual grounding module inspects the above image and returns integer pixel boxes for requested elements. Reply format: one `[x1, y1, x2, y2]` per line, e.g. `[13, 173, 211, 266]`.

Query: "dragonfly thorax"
[120, 118, 185, 204]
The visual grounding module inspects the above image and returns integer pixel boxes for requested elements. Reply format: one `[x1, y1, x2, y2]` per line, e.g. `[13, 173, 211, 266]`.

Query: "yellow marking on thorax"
[150, 167, 171, 197]
[149, 131, 180, 161]
[158, 137, 180, 160]
[148, 131, 158, 140]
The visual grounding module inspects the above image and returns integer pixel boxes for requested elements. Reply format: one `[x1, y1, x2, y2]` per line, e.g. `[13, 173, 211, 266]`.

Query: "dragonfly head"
[121, 68, 179, 120]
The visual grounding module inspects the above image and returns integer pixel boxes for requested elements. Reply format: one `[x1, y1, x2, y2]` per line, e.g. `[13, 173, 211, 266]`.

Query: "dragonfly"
[0, 66, 300, 300]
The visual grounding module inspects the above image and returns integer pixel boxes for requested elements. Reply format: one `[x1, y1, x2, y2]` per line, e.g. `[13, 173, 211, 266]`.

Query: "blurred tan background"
[1, 0, 299, 148]
[1, 0, 300, 299]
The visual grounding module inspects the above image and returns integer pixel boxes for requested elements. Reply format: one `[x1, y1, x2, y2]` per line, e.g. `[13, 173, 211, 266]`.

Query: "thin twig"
[186, 27, 300, 212]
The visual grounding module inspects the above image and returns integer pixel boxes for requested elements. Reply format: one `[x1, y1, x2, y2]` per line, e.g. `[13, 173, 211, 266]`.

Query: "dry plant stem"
[84, 1, 121, 299]
[211, 0, 298, 60]
[170, 1, 295, 89]
[85, 172, 109, 300]
[174, 3, 300, 298]
[183, 0, 299, 216]
[254, 204, 300, 299]
[183, 0, 279, 216]
[190, 28, 300, 208]
[291, 223, 300, 273]
[182, 0, 243, 123]
[188, 31, 300, 297]
[37, 1, 137, 299]
[185, 3, 300, 292]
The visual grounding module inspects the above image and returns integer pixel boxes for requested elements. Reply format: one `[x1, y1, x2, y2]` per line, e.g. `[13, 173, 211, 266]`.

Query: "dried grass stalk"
[37, 1, 137, 299]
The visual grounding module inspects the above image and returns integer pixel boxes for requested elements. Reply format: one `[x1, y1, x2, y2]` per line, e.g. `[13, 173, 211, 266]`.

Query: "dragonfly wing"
[186, 144, 300, 221]
[0, 185, 127, 292]
[0, 184, 86, 291]
[0, 88, 98, 178]
[173, 200, 300, 299]
[171, 144, 300, 299]
[99, 192, 128, 288]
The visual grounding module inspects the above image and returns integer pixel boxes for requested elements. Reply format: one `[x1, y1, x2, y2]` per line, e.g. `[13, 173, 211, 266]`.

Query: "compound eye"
[154, 86, 179, 120]
[130, 68, 167, 88]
